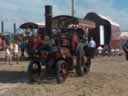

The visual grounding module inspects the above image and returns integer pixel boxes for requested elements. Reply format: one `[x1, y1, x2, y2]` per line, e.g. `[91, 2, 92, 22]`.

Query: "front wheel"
[56, 60, 67, 84]
[27, 61, 41, 82]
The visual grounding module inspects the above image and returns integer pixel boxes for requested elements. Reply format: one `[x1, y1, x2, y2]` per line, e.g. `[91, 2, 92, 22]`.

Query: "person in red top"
[71, 31, 79, 52]
[32, 33, 42, 49]
[0, 36, 3, 50]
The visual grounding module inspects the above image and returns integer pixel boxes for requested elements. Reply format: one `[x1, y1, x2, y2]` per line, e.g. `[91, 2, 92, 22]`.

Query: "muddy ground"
[0, 53, 128, 96]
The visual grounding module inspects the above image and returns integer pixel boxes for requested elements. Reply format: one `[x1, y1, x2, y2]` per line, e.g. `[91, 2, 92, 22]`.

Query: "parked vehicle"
[26, 9, 95, 83]
[27, 30, 91, 83]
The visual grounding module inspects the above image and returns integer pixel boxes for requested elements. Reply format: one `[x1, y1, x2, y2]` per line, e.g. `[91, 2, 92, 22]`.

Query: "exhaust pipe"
[45, 5, 52, 38]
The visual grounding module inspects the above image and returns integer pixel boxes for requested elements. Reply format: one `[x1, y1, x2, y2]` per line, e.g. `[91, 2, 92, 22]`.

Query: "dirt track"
[0, 54, 128, 96]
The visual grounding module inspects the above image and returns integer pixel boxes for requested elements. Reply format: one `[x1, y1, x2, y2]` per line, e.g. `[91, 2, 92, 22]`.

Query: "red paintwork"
[32, 34, 42, 49]
[111, 26, 121, 49]
[0, 37, 3, 49]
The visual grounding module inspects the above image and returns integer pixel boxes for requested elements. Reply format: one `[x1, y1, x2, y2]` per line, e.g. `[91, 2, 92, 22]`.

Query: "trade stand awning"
[52, 15, 96, 29]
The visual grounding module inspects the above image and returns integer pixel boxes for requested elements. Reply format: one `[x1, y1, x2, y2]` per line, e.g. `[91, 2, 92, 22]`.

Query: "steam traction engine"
[27, 6, 96, 83]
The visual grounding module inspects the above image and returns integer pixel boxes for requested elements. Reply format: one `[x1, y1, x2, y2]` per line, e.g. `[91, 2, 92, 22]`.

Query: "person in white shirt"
[13, 42, 19, 64]
[14, 43, 19, 54]
[5, 46, 12, 64]
[88, 37, 96, 58]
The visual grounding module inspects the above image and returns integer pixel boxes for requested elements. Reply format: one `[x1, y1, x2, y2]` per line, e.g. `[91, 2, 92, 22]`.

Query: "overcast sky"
[0, 0, 128, 32]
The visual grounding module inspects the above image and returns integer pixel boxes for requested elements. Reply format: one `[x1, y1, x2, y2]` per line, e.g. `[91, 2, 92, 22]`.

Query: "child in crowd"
[13, 42, 19, 64]
[5, 45, 12, 64]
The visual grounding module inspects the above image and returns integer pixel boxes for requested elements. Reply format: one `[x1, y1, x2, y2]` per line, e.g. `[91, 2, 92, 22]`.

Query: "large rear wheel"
[75, 55, 89, 76]
[75, 44, 92, 76]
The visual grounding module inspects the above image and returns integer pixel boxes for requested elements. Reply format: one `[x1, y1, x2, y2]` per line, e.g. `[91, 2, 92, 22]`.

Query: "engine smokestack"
[45, 5, 52, 38]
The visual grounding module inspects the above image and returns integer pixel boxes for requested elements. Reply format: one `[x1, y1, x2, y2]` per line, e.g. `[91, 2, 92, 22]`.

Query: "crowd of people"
[0, 34, 31, 64]
[5, 41, 19, 64]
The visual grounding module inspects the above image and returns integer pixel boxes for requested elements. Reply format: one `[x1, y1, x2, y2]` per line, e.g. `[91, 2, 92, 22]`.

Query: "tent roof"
[98, 14, 120, 27]
[120, 32, 128, 38]
[86, 12, 120, 27]
[20, 22, 45, 29]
